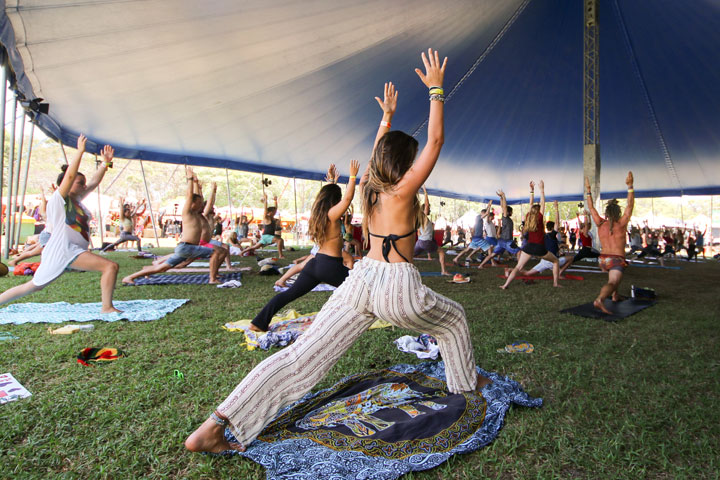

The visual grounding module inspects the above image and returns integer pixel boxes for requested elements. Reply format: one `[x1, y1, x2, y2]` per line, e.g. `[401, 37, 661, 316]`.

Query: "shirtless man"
[199, 182, 231, 271]
[122, 168, 224, 284]
[585, 171, 634, 314]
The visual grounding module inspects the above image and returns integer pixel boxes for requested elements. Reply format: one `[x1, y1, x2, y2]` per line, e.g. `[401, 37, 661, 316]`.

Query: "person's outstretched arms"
[422, 186, 430, 216]
[360, 82, 398, 188]
[58, 135, 87, 199]
[584, 177, 603, 226]
[182, 167, 195, 215]
[529, 181, 535, 205]
[619, 171, 635, 226]
[325, 164, 339, 184]
[539, 180, 546, 215]
[329, 160, 360, 221]
[204, 182, 217, 217]
[497, 190, 508, 217]
[82, 144, 113, 197]
[397, 49, 447, 196]
[554, 200, 560, 224]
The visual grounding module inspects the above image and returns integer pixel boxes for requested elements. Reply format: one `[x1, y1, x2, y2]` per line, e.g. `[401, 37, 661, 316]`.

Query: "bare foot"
[208, 279, 220, 285]
[503, 268, 512, 277]
[452, 259, 460, 266]
[185, 416, 245, 454]
[248, 324, 267, 333]
[559, 275, 567, 280]
[121, 276, 135, 285]
[499, 285, 508, 290]
[101, 307, 122, 314]
[593, 299, 612, 314]
[476, 373, 492, 391]
[274, 280, 287, 288]
[441, 271, 451, 276]
[7, 259, 16, 267]
[278, 255, 286, 259]
[553, 284, 563, 288]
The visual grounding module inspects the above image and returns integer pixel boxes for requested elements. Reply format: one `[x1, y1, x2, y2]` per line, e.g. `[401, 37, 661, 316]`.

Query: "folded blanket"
[128, 272, 243, 286]
[0, 299, 189, 324]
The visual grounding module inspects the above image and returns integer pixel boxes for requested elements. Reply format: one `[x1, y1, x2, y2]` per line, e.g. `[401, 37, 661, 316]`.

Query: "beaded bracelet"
[380, 120, 391, 128]
[429, 94, 445, 102]
[210, 412, 229, 427]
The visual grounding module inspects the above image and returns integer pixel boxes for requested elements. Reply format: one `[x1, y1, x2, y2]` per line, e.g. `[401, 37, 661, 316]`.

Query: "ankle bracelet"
[210, 412, 229, 427]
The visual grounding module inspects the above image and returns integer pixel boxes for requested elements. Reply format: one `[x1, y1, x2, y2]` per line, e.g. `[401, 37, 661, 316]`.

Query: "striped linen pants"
[217, 257, 477, 446]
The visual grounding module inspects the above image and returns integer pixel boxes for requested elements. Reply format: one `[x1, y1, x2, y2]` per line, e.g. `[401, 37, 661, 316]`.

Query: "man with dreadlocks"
[584, 172, 634, 314]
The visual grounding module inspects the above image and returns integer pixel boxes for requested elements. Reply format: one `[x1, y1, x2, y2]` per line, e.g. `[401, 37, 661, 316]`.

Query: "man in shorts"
[585, 172, 635, 314]
[122, 168, 223, 284]
[478, 189, 519, 267]
[453, 199, 493, 266]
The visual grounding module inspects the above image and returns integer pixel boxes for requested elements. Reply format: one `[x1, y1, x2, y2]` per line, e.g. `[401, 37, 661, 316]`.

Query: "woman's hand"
[496, 189, 505, 198]
[374, 82, 398, 116]
[77, 134, 87, 153]
[529, 181, 535, 191]
[414, 48, 447, 89]
[349, 159, 359, 178]
[101, 145, 114, 163]
[539, 180, 545, 191]
[325, 164, 338, 184]
[626, 171, 634, 187]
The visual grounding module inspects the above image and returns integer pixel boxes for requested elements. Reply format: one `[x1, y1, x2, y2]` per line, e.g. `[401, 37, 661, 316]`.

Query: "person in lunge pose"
[414, 186, 449, 275]
[585, 172, 635, 314]
[185, 49, 489, 454]
[478, 189, 519, 267]
[240, 194, 285, 258]
[122, 168, 224, 284]
[102, 197, 146, 252]
[500, 180, 560, 289]
[0, 136, 120, 313]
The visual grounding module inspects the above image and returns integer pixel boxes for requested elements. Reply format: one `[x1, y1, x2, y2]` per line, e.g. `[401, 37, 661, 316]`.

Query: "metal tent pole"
[4, 97, 18, 257]
[293, 177, 298, 245]
[15, 120, 35, 247]
[710, 196, 714, 254]
[9, 108, 26, 248]
[651, 197, 655, 227]
[139, 160, 160, 248]
[59, 140, 69, 164]
[680, 195, 684, 225]
[95, 154, 104, 245]
[0, 60, 6, 258]
[225, 168, 233, 216]
[102, 160, 131, 194]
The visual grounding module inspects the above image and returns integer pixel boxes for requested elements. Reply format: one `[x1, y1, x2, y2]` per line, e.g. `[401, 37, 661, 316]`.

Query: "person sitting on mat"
[584, 172, 635, 314]
[102, 197, 146, 252]
[0, 136, 120, 313]
[185, 49, 490, 454]
[240, 194, 285, 259]
[500, 180, 561, 289]
[122, 168, 224, 284]
[9, 185, 53, 267]
[247, 159, 359, 333]
[478, 189, 519, 268]
[414, 186, 449, 275]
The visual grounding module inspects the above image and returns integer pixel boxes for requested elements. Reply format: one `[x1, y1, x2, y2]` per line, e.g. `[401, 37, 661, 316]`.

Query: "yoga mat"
[560, 298, 656, 322]
[628, 263, 681, 270]
[187, 261, 241, 267]
[565, 268, 604, 274]
[0, 299, 189, 324]
[167, 267, 250, 273]
[274, 283, 335, 293]
[421, 271, 460, 277]
[128, 272, 242, 286]
[497, 274, 584, 281]
[223, 362, 541, 480]
[224, 310, 392, 333]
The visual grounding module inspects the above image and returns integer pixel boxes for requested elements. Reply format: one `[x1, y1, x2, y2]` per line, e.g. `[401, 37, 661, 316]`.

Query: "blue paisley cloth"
[222, 361, 542, 479]
[0, 299, 189, 324]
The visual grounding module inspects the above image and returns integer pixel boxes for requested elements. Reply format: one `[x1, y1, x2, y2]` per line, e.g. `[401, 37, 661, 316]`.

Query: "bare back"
[597, 217, 629, 256]
[366, 191, 417, 263]
[181, 211, 204, 245]
[316, 218, 344, 257]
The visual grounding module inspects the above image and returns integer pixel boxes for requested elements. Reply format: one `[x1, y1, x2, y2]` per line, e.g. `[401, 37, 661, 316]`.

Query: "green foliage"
[0, 250, 718, 478]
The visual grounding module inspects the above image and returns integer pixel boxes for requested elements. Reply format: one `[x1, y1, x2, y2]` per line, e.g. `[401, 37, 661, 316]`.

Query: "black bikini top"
[368, 229, 416, 263]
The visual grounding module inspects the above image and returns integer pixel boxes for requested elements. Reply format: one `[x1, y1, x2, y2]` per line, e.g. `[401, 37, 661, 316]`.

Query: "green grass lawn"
[1, 249, 719, 479]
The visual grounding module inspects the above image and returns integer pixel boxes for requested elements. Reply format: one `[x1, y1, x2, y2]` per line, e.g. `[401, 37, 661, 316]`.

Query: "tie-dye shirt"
[64, 196, 91, 241]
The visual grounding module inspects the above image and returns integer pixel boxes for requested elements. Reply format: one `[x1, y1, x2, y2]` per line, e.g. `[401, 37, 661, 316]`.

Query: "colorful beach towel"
[0, 299, 189, 325]
[224, 362, 542, 480]
[77, 347, 125, 367]
[128, 272, 242, 286]
[0, 373, 32, 405]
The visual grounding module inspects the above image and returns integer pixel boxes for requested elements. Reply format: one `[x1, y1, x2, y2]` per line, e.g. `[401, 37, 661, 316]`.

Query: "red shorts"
[599, 254, 627, 272]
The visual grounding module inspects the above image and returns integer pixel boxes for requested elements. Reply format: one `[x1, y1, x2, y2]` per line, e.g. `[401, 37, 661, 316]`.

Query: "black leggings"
[251, 253, 349, 331]
[638, 246, 663, 258]
[573, 246, 600, 263]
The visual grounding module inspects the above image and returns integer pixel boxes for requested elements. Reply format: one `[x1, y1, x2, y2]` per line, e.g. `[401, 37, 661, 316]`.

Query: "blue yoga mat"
[223, 361, 542, 480]
[630, 263, 681, 270]
[129, 272, 242, 286]
[0, 299, 189, 324]
[420, 271, 460, 277]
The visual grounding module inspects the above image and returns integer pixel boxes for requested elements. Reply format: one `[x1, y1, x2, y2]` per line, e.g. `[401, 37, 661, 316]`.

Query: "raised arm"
[182, 167, 195, 215]
[422, 186, 430, 216]
[584, 176, 603, 226]
[58, 135, 87, 199]
[329, 160, 360, 221]
[360, 82, 398, 188]
[529, 181, 535, 205]
[539, 180, 546, 215]
[497, 190, 508, 217]
[204, 182, 217, 217]
[118, 197, 127, 221]
[554, 199, 560, 225]
[134, 199, 147, 217]
[81, 145, 113, 197]
[396, 49, 447, 196]
[262, 194, 269, 218]
[481, 199, 494, 218]
[619, 171, 635, 226]
[325, 164, 339, 184]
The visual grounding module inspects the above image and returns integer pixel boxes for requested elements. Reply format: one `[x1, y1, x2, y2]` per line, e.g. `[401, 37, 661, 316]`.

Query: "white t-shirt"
[484, 219, 496, 239]
[418, 219, 434, 241]
[33, 191, 91, 286]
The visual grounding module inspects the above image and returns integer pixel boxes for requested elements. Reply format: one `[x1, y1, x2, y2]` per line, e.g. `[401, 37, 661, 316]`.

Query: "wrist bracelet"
[628, 188, 634, 193]
[349, 176, 357, 180]
[380, 120, 391, 128]
[429, 94, 445, 102]
[429, 87, 444, 96]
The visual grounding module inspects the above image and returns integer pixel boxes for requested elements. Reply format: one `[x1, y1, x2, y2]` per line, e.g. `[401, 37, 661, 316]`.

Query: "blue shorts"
[469, 237, 492, 252]
[164, 242, 213, 267]
[209, 239, 223, 248]
[38, 229, 51, 246]
[259, 234, 275, 245]
[494, 239, 519, 256]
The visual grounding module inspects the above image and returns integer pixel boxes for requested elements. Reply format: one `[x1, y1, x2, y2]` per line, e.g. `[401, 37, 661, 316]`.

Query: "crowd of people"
[0, 49, 715, 456]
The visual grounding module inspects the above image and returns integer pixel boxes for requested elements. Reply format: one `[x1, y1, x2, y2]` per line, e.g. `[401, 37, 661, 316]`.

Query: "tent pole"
[139, 160, 160, 248]
[225, 168, 233, 216]
[9, 107, 26, 249]
[59, 140, 69, 164]
[710, 196, 714, 254]
[94, 154, 104, 245]
[102, 160, 132, 194]
[651, 197, 655, 227]
[261, 173, 266, 198]
[4, 97, 18, 257]
[293, 177, 298, 245]
[680, 195, 684, 225]
[0, 60, 6, 259]
[15, 119, 35, 247]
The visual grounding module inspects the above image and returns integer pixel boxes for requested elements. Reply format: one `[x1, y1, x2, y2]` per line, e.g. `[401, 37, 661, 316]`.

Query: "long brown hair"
[308, 183, 342, 246]
[524, 204, 542, 233]
[362, 131, 421, 238]
[605, 199, 621, 233]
